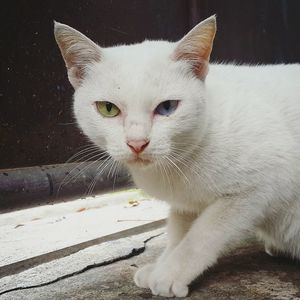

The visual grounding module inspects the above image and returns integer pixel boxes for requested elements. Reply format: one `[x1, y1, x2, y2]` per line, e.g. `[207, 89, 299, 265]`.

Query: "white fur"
[55, 19, 300, 298]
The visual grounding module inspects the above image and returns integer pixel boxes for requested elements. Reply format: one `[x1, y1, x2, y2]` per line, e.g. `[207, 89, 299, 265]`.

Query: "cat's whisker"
[169, 150, 222, 196]
[56, 150, 105, 197]
[111, 160, 121, 190]
[59, 152, 107, 191]
[57, 146, 101, 188]
[157, 159, 167, 190]
[170, 145, 204, 167]
[169, 154, 197, 180]
[64, 145, 100, 163]
[107, 157, 118, 179]
[71, 147, 105, 163]
[165, 155, 191, 186]
[86, 160, 105, 196]
[86, 157, 113, 196]
[168, 148, 191, 165]
[166, 160, 176, 198]
[161, 156, 175, 198]
[171, 142, 204, 151]
[67, 153, 107, 180]
[170, 147, 220, 191]
[169, 147, 202, 177]
[61, 147, 103, 178]
[99, 158, 120, 194]
[157, 158, 168, 192]
[173, 143, 245, 184]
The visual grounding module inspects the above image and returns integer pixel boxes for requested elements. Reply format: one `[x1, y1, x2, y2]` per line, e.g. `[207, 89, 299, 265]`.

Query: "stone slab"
[0, 189, 167, 269]
[1, 231, 299, 299]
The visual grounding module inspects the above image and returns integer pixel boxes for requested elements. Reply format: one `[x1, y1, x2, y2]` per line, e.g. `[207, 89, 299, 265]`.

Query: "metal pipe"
[0, 162, 133, 213]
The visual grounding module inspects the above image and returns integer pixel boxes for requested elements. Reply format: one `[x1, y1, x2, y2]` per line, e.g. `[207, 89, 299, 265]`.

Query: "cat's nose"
[127, 139, 149, 154]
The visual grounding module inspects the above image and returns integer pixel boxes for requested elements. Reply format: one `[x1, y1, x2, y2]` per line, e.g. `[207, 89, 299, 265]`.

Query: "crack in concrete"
[0, 233, 162, 297]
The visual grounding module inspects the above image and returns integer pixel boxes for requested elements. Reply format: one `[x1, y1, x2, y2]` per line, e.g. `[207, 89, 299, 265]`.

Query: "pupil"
[163, 101, 171, 111]
[106, 102, 112, 112]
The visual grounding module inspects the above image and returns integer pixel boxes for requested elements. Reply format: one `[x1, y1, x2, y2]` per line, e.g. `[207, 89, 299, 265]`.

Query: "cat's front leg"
[134, 208, 196, 289]
[147, 198, 262, 298]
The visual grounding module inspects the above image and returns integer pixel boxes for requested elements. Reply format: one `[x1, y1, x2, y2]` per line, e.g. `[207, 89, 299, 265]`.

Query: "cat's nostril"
[127, 140, 150, 154]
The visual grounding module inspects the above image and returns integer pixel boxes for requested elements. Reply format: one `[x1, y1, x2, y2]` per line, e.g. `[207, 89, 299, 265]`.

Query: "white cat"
[54, 16, 300, 297]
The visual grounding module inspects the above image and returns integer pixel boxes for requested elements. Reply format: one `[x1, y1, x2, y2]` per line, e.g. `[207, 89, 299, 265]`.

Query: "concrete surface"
[1, 230, 299, 300]
[0, 229, 165, 294]
[0, 189, 167, 275]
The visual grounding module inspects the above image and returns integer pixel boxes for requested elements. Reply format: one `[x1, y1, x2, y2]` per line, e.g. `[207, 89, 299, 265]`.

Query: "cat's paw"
[148, 266, 189, 298]
[134, 264, 155, 288]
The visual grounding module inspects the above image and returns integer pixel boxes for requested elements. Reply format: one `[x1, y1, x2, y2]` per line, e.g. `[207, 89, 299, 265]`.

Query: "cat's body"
[132, 63, 300, 210]
[130, 62, 300, 259]
[55, 17, 300, 297]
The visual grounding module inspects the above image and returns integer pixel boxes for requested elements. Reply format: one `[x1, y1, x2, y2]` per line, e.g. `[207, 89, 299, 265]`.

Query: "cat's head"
[54, 16, 216, 170]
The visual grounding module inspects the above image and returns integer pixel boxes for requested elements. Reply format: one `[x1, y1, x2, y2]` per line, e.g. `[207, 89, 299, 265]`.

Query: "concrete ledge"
[1, 231, 299, 299]
[0, 189, 167, 277]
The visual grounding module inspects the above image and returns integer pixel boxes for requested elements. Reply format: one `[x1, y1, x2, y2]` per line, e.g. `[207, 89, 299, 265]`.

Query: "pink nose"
[127, 139, 149, 154]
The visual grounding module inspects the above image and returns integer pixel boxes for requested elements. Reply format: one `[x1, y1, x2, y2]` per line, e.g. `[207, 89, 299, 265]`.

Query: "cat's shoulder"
[207, 63, 300, 90]
[209, 62, 300, 77]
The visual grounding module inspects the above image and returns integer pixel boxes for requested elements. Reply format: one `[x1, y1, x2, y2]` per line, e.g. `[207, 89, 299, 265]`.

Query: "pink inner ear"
[55, 22, 102, 89]
[68, 66, 84, 89]
[193, 60, 209, 79]
[173, 49, 209, 80]
[65, 46, 101, 88]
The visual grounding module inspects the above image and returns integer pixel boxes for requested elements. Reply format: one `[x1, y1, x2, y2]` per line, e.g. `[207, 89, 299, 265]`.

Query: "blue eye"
[155, 100, 179, 116]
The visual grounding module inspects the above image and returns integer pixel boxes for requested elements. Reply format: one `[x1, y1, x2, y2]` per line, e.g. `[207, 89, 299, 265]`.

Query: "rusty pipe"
[0, 162, 133, 213]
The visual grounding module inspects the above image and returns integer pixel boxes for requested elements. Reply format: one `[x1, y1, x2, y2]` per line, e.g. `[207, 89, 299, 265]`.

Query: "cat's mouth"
[127, 157, 152, 167]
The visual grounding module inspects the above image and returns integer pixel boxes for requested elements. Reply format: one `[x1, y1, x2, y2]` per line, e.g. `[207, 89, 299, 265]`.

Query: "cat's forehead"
[105, 40, 175, 64]
[99, 40, 179, 82]
[90, 41, 186, 105]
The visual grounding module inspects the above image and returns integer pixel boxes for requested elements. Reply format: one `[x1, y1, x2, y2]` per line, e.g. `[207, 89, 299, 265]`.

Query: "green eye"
[96, 101, 120, 117]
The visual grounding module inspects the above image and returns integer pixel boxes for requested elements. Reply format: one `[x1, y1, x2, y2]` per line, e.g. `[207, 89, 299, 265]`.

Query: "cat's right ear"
[54, 21, 102, 89]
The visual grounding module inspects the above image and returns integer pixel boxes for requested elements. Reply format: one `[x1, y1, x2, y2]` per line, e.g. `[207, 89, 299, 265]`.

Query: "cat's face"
[73, 42, 207, 168]
[54, 16, 216, 169]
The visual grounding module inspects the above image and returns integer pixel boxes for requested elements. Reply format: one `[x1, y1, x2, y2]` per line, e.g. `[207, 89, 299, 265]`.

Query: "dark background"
[1, 0, 299, 169]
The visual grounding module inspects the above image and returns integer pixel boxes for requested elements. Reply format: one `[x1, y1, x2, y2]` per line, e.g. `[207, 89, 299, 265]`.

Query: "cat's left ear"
[54, 21, 102, 89]
[173, 15, 216, 80]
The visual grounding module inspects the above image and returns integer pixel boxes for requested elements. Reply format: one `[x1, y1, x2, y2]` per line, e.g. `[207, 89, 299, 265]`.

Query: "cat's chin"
[126, 157, 153, 169]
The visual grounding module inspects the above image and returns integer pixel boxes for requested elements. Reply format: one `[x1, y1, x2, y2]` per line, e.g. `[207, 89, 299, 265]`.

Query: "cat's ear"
[173, 15, 216, 80]
[54, 21, 102, 89]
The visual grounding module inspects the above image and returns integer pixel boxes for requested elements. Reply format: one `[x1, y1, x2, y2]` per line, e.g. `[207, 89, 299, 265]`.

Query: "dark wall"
[1, 0, 299, 169]
[189, 0, 300, 64]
